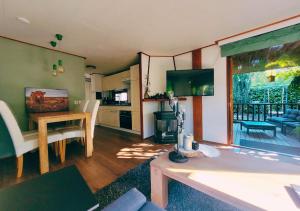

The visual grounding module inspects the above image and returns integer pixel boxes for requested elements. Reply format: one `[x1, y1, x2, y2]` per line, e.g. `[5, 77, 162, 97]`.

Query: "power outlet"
[74, 100, 82, 105]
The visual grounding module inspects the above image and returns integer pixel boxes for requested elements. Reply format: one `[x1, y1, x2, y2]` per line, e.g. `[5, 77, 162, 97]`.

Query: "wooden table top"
[151, 146, 300, 211]
[241, 121, 276, 127]
[29, 111, 88, 123]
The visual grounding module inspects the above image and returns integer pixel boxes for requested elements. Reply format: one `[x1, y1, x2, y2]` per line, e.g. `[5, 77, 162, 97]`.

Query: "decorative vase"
[184, 134, 193, 150]
[192, 141, 199, 150]
[178, 129, 184, 148]
[144, 88, 150, 99]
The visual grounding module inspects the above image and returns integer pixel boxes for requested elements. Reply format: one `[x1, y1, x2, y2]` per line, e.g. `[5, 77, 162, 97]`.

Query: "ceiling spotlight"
[16, 17, 30, 24]
[86, 65, 97, 69]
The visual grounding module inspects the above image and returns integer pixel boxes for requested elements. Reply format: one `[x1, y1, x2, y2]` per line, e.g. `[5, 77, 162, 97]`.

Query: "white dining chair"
[58, 100, 100, 162]
[80, 100, 90, 114]
[51, 99, 90, 155]
[0, 100, 63, 178]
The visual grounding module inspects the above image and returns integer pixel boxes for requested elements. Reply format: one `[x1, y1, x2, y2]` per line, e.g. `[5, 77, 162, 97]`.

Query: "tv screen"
[25, 88, 69, 113]
[166, 69, 214, 96]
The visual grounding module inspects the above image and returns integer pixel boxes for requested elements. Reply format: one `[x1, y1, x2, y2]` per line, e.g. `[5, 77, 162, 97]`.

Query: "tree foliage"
[233, 68, 299, 104]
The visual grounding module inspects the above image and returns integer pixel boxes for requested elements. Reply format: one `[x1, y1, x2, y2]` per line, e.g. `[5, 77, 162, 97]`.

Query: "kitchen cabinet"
[131, 82, 140, 112]
[120, 70, 130, 80]
[132, 111, 140, 132]
[91, 74, 103, 92]
[98, 108, 119, 127]
[102, 70, 130, 91]
[130, 65, 140, 112]
[96, 64, 140, 134]
[102, 75, 114, 91]
[130, 65, 139, 81]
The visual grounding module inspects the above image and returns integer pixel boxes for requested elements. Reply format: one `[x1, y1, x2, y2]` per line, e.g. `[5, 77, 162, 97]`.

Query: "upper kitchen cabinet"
[130, 64, 139, 81]
[102, 70, 130, 91]
[91, 74, 103, 92]
[130, 65, 140, 112]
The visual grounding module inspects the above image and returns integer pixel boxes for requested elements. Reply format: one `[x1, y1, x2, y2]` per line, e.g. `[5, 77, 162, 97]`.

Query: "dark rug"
[240, 139, 300, 156]
[94, 159, 240, 211]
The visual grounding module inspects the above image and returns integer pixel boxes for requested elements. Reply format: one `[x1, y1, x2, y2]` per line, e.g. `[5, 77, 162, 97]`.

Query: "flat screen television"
[166, 69, 214, 96]
[25, 88, 69, 113]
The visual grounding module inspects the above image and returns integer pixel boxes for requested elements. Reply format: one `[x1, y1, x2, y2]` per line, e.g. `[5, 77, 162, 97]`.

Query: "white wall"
[174, 53, 193, 135]
[202, 45, 228, 144]
[141, 47, 228, 144]
[141, 53, 194, 139]
[142, 55, 176, 138]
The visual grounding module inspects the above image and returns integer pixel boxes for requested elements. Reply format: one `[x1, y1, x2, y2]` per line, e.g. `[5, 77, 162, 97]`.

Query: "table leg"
[151, 165, 168, 208]
[38, 120, 49, 174]
[28, 118, 35, 130]
[247, 128, 249, 134]
[282, 125, 286, 135]
[84, 113, 93, 157]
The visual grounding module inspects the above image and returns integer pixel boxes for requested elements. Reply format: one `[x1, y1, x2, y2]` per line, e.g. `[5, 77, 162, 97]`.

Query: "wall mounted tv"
[166, 69, 214, 97]
[25, 88, 69, 113]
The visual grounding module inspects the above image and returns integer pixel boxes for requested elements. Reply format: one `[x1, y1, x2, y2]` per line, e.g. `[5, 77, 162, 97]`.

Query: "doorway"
[228, 41, 300, 156]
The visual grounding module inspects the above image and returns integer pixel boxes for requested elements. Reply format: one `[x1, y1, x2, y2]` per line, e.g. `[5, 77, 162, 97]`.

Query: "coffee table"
[241, 121, 276, 137]
[150, 147, 300, 211]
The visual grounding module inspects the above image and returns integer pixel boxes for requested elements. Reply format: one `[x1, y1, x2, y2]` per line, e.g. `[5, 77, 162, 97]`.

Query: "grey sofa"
[102, 188, 165, 211]
[282, 121, 300, 135]
[267, 109, 300, 129]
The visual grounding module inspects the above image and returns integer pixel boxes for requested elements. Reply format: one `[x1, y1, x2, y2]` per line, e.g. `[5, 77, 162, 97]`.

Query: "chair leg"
[54, 142, 59, 157]
[80, 137, 85, 146]
[59, 140, 67, 163]
[16, 155, 23, 178]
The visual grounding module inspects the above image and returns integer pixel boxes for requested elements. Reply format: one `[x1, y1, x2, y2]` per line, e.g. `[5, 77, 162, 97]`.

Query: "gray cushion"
[288, 114, 297, 120]
[282, 114, 289, 118]
[102, 188, 146, 211]
[286, 109, 292, 115]
[291, 109, 299, 115]
[268, 117, 291, 123]
[140, 202, 166, 211]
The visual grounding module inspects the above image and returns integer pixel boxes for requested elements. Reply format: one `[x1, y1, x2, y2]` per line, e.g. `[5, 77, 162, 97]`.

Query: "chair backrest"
[85, 100, 100, 138]
[80, 100, 90, 112]
[79, 100, 89, 128]
[0, 100, 24, 157]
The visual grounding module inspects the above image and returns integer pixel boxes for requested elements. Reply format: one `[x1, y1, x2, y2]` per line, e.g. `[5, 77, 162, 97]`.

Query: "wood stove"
[153, 111, 178, 143]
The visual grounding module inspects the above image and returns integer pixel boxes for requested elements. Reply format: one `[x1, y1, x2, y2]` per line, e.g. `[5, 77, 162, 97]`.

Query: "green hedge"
[234, 76, 299, 104]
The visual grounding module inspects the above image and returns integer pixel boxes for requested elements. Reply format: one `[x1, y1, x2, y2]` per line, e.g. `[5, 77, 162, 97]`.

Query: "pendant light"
[266, 70, 276, 82]
[49, 34, 64, 76]
[52, 64, 58, 76]
[50, 41, 58, 76]
[56, 34, 64, 73]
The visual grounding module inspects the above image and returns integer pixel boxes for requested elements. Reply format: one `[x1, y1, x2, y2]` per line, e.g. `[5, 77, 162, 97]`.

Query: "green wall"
[0, 37, 85, 158]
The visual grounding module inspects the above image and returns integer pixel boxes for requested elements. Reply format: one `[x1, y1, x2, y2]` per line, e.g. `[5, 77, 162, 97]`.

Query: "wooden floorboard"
[0, 126, 172, 192]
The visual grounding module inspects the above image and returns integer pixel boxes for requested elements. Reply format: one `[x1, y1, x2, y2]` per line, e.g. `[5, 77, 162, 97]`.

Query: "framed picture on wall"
[25, 88, 69, 113]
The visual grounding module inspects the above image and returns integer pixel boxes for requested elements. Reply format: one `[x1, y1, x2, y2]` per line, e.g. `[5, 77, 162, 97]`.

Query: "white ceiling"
[0, 0, 300, 74]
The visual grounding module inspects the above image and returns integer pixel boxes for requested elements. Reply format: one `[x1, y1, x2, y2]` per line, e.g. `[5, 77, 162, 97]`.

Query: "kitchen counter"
[100, 104, 131, 107]
[99, 105, 131, 111]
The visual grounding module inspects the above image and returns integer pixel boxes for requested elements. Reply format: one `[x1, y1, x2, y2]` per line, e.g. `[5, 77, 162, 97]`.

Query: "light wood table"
[151, 147, 300, 211]
[29, 112, 92, 174]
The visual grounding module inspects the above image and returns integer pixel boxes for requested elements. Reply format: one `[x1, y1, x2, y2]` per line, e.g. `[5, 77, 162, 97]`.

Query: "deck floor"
[233, 123, 300, 147]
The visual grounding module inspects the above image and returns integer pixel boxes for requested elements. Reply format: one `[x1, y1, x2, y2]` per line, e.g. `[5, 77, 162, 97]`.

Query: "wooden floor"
[233, 123, 300, 147]
[0, 126, 172, 192]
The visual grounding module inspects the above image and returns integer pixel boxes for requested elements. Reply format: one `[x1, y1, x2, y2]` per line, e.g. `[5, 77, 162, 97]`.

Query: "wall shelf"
[142, 97, 187, 102]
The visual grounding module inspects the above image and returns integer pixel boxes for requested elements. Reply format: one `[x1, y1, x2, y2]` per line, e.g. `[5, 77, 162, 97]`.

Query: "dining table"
[28, 111, 92, 174]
